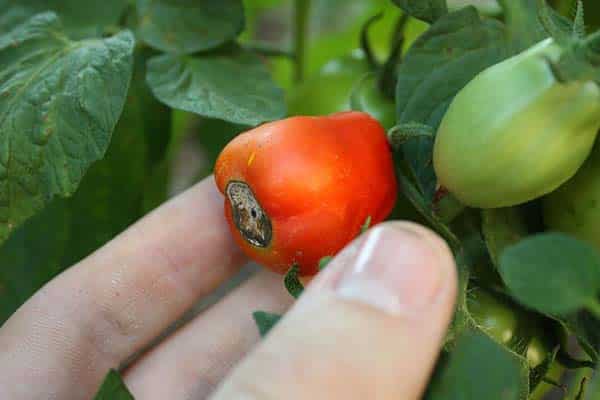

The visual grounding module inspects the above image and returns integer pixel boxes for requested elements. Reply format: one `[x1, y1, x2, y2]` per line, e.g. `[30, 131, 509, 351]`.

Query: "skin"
[215, 111, 398, 275]
[0, 176, 457, 400]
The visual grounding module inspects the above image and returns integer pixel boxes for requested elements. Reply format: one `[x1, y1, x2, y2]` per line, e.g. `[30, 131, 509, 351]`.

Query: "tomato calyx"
[284, 264, 304, 298]
[226, 180, 272, 248]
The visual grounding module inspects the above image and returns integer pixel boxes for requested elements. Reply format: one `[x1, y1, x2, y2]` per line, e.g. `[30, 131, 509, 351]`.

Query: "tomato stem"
[360, 12, 384, 70]
[293, 0, 311, 83]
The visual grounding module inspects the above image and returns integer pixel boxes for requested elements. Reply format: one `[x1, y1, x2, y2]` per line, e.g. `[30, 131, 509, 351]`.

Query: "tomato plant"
[4, 0, 600, 399]
[214, 111, 397, 275]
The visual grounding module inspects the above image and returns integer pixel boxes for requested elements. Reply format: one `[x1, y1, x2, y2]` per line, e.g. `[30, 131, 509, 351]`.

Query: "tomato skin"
[543, 143, 600, 249]
[468, 287, 519, 346]
[433, 38, 600, 208]
[215, 111, 398, 276]
[467, 287, 558, 369]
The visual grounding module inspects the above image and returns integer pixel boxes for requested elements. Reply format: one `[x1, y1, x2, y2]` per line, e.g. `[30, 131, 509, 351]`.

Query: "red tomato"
[214, 111, 397, 276]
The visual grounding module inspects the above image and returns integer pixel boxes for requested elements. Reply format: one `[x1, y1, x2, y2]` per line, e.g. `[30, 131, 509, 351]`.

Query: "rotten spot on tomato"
[226, 181, 272, 248]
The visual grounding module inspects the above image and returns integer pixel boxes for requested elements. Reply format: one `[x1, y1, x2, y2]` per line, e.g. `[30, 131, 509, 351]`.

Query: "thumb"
[210, 222, 457, 400]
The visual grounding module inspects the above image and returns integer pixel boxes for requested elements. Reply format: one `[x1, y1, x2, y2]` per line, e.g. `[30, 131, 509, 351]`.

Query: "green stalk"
[293, 0, 311, 83]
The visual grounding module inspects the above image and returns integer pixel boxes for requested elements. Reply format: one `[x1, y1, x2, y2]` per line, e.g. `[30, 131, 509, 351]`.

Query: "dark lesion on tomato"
[226, 181, 272, 248]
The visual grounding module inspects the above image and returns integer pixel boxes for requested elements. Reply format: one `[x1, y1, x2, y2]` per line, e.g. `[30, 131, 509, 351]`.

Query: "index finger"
[0, 176, 247, 400]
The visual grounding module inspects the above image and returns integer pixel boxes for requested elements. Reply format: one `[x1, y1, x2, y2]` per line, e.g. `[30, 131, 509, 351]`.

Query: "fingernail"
[335, 224, 446, 315]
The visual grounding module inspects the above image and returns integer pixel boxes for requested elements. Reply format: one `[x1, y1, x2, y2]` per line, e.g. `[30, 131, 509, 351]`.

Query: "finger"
[124, 269, 293, 399]
[211, 222, 457, 400]
[0, 177, 246, 400]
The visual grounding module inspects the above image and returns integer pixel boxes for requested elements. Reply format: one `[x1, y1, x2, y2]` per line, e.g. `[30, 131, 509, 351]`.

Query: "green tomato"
[467, 287, 558, 370]
[287, 50, 370, 116]
[467, 287, 519, 346]
[543, 142, 600, 249]
[350, 74, 396, 130]
[433, 38, 600, 208]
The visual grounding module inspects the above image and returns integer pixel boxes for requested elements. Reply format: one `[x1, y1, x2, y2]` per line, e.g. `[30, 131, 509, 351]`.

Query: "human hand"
[0, 176, 456, 400]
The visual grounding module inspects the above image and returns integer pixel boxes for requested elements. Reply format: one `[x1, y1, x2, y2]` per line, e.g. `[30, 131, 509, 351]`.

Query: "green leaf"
[0, 199, 69, 323]
[425, 330, 528, 400]
[391, 0, 448, 23]
[499, 233, 600, 316]
[0, 0, 129, 38]
[0, 48, 148, 321]
[147, 49, 286, 126]
[284, 265, 304, 299]
[61, 94, 147, 265]
[0, 13, 134, 244]
[252, 311, 282, 337]
[481, 207, 529, 269]
[93, 369, 135, 400]
[136, 0, 244, 54]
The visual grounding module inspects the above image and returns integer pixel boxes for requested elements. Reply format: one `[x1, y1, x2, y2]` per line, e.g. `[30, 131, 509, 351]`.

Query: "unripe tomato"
[214, 111, 398, 276]
[434, 38, 600, 208]
[467, 287, 559, 369]
[467, 287, 519, 346]
[543, 142, 600, 248]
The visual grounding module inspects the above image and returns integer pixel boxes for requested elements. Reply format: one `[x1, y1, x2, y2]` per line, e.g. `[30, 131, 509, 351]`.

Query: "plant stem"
[293, 0, 311, 83]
